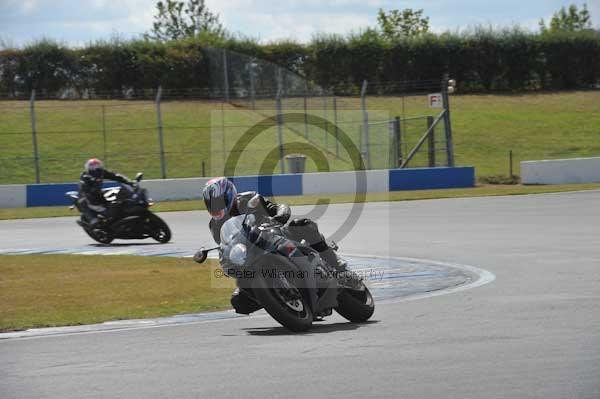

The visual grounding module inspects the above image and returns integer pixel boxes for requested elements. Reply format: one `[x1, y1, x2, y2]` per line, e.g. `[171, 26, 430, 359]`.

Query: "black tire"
[147, 213, 171, 243]
[335, 283, 375, 323]
[83, 226, 114, 244]
[251, 272, 313, 332]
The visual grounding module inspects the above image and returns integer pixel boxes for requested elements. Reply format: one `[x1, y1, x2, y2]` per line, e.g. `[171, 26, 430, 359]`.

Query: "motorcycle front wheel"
[335, 281, 375, 323]
[252, 269, 313, 332]
[147, 213, 172, 243]
[82, 225, 114, 244]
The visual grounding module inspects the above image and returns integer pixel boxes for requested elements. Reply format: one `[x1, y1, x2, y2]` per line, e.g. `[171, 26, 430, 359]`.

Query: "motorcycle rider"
[197, 176, 346, 314]
[79, 158, 133, 228]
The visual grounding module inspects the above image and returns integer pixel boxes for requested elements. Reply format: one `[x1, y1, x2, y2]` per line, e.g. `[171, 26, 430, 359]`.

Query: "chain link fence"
[0, 48, 455, 184]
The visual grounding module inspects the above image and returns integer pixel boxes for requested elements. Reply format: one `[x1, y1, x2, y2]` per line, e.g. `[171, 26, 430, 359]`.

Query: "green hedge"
[1, 29, 599, 97]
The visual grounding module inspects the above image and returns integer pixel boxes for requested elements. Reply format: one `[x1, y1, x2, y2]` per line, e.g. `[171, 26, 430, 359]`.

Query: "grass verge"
[0, 255, 234, 332]
[3, 92, 600, 183]
[1, 183, 600, 221]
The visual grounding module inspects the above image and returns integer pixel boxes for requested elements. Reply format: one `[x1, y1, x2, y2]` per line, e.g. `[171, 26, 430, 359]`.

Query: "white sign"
[428, 93, 444, 109]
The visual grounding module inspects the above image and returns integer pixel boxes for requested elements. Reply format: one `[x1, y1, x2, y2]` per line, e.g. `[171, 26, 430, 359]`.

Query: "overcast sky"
[1, 0, 598, 47]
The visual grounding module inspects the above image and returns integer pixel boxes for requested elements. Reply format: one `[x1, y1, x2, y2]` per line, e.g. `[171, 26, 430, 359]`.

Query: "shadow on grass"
[242, 320, 379, 336]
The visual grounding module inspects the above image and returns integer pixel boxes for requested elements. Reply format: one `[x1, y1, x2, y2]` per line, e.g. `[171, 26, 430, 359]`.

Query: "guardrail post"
[427, 116, 436, 167]
[155, 86, 167, 179]
[29, 90, 40, 184]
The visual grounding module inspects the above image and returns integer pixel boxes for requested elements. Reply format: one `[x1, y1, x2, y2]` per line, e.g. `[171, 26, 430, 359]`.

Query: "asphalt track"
[1, 191, 600, 398]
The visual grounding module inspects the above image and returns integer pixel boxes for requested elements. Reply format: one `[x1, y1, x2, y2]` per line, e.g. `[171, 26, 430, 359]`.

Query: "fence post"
[333, 96, 339, 157]
[396, 116, 402, 167]
[323, 94, 328, 148]
[276, 89, 285, 174]
[358, 125, 363, 165]
[276, 66, 284, 116]
[389, 117, 401, 168]
[427, 116, 436, 167]
[29, 90, 40, 184]
[361, 80, 371, 169]
[249, 58, 256, 110]
[222, 49, 230, 103]
[220, 101, 227, 168]
[303, 83, 309, 139]
[441, 74, 455, 167]
[155, 86, 167, 179]
[101, 105, 108, 166]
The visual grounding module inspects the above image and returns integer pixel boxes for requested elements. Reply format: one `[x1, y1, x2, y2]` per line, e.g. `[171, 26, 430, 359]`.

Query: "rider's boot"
[314, 239, 365, 290]
[311, 236, 349, 274]
[231, 288, 262, 315]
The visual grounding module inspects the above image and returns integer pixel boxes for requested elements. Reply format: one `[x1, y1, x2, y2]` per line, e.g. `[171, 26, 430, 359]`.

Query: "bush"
[1, 29, 599, 96]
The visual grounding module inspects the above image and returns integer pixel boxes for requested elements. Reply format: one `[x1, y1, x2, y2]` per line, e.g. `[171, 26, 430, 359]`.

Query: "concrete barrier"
[389, 167, 475, 191]
[302, 170, 389, 195]
[141, 177, 210, 201]
[521, 157, 600, 185]
[9, 167, 476, 208]
[0, 185, 27, 208]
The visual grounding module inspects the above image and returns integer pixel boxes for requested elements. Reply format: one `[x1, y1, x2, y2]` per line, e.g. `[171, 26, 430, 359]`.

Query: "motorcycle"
[65, 172, 171, 245]
[194, 194, 374, 332]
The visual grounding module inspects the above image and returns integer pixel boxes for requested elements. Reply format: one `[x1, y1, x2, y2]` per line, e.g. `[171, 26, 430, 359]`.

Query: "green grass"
[0, 254, 234, 332]
[2, 183, 599, 220]
[368, 91, 600, 176]
[2, 91, 600, 184]
[0, 99, 354, 184]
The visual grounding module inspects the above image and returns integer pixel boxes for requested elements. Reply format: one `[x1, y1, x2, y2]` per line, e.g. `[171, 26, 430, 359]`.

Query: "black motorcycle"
[195, 194, 374, 332]
[66, 173, 171, 245]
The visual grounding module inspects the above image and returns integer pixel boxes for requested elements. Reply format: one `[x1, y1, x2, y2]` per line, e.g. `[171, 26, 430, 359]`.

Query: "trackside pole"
[442, 74, 455, 167]
[361, 80, 370, 169]
[223, 49, 230, 103]
[29, 90, 40, 184]
[155, 86, 167, 179]
[276, 89, 285, 174]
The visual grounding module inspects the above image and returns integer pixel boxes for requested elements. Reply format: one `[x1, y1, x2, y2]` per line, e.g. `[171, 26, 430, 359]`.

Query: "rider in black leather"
[201, 177, 345, 314]
[79, 158, 132, 227]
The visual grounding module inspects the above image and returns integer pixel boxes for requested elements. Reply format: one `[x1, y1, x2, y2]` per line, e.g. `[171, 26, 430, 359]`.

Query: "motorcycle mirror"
[193, 248, 209, 264]
[135, 172, 143, 182]
[248, 194, 261, 209]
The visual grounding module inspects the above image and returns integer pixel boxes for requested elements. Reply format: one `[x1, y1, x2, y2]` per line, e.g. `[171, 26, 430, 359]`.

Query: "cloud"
[243, 12, 373, 42]
[2, 0, 595, 47]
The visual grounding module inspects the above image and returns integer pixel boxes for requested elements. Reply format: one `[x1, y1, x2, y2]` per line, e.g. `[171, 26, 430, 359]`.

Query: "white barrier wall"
[5, 167, 475, 208]
[521, 157, 600, 185]
[302, 170, 389, 195]
[140, 177, 210, 201]
[0, 185, 27, 208]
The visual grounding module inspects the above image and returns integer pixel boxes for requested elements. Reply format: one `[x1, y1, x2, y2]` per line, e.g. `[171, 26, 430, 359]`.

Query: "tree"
[539, 3, 592, 33]
[377, 8, 430, 40]
[146, 0, 225, 41]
